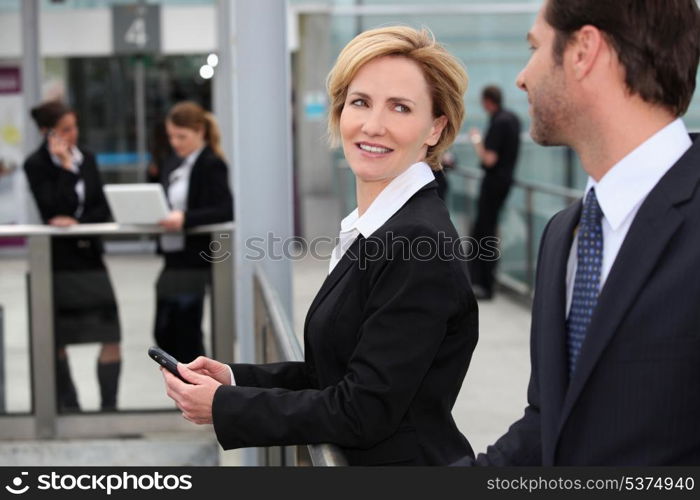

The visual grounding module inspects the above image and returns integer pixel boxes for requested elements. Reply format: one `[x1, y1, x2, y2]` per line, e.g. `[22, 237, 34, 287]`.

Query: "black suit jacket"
[212, 183, 479, 465]
[158, 146, 234, 269]
[463, 134, 700, 466]
[24, 143, 111, 271]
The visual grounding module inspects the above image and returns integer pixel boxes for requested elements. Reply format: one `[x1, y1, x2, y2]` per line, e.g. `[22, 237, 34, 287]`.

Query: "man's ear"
[568, 25, 604, 81]
[427, 115, 448, 147]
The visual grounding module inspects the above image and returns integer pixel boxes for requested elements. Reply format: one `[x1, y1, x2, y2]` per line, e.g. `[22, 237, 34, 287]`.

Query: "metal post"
[253, 275, 270, 466]
[213, 1, 235, 365]
[27, 235, 56, 439]
[134, 57, 148, 182]
[0, 305, 5, 414]
[231, 0, 295, 465]
[215, 0, 234, 163]
[21, 0, 41, 153]
[19, 0, 43, 224]
[524, 187, 535, 290]
[210, 230, 235, 363]
[295, 12, 338, 241]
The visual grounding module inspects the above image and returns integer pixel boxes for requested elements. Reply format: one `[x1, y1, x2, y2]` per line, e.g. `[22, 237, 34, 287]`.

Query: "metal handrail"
[450, 167, 583, 291]
[450, 167, 583, 202]
[253, 266, 348, 467]
[0, 222, 234, 238]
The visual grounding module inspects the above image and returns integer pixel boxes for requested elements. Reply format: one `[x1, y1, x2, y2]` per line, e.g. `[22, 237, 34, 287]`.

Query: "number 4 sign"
[113, 4, 160, 54]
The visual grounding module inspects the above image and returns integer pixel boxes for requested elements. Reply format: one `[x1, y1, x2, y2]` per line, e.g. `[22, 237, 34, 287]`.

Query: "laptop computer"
[104, 184, 170, 224]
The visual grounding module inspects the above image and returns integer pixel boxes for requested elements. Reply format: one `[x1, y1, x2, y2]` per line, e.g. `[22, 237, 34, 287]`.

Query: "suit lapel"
[303, 183, 436, 332]
[557, 136, 700, 439]
[304, 236, 362, 332]
[186, 147, 209, 208]
[538, 202, 580, 461]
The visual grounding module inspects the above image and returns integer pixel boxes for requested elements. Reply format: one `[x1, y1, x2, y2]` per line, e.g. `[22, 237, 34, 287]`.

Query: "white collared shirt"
[160, 147, 204, 253]
[328, 161, 436, 274]
[50, 145, 85, 219]
[565, 118, 692, 315]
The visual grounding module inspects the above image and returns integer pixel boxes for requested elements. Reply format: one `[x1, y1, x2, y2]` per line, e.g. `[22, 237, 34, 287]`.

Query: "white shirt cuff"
[227, 365, 236, 386]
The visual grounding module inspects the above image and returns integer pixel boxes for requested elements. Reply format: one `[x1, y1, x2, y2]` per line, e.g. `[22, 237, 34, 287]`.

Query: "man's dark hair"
[481, 85, 502, 108]
[545, 0, 700, 116]
[30, 100, 73, 130]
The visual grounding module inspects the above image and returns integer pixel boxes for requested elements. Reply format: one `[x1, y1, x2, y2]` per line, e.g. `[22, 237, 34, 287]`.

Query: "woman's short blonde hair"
[326, 26, 468, 170]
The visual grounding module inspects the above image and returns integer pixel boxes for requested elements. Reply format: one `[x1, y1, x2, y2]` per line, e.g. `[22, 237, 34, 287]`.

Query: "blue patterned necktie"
[566, 188, 604, 378]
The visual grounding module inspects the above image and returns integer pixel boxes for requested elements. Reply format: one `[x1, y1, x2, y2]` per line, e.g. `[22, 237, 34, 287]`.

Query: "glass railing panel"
[0, 225, 232, 424]
[0, 243, 32, 414]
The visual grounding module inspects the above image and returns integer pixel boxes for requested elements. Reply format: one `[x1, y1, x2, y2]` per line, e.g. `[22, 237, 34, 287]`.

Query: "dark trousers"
[154, 267, 209, 363]
[470, 176, 512, 295]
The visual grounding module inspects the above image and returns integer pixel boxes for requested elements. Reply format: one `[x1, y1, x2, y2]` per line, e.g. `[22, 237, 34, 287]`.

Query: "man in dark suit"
[468, 86, 521, 300]
[455, 0, 700, 465]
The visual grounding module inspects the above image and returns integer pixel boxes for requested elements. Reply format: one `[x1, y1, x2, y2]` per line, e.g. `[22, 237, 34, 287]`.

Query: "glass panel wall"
[298, 0, 700, 290]
[1, 0, 224, 422]
[0, 253, 31, 414]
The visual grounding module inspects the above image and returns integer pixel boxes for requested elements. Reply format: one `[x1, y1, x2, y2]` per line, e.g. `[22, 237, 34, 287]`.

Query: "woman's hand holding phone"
[160, 360, 223, 425]
[47, 131, 73, 170]
[185, 356, 232, 385]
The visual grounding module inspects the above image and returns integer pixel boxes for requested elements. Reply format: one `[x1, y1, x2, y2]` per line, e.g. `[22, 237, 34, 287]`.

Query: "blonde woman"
[162, 27, 477, 466]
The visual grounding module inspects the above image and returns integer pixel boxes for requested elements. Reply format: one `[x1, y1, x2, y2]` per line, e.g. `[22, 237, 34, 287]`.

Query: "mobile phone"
[148, 346, 190, 384]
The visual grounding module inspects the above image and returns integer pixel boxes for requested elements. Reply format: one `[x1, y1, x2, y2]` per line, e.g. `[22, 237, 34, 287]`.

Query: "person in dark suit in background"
[468, 85, 521, 300]
[435, 150, 458, 201]
[154, 101, 233, 364]
[24, 100, 121, 412]
[160, 26, 478, 466]
[454, 0, 700, 465]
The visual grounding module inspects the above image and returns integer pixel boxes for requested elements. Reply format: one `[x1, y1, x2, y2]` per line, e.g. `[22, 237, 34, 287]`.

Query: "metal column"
[20, 0, 42, 152]
[134, 58, 148, 182]
[27, 235, 56, 439]
[230, 0, 295, 465]
[210, 230, 235, 364]
[0, 305, 5, 414]
[19, 0, 43, 224]
[214, 0, 234, 164]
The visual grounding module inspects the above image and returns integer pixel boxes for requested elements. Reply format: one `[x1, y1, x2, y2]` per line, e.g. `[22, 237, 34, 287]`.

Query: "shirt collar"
[585, 118, 691, 231]
[339, 161, 435, 238]
[170, 146, 204, 183]
[182, 146, 204, 168]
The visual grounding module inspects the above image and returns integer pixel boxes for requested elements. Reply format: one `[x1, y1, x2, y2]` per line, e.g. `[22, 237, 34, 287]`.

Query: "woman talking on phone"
[24, 100, 121, 412]
[161, 26, 478, 465]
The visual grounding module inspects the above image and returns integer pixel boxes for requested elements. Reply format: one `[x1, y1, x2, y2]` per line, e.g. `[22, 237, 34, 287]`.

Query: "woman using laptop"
[154, 101, 233, 364]
[24, 100, 121, 412]
[160, 27, 478, 466]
